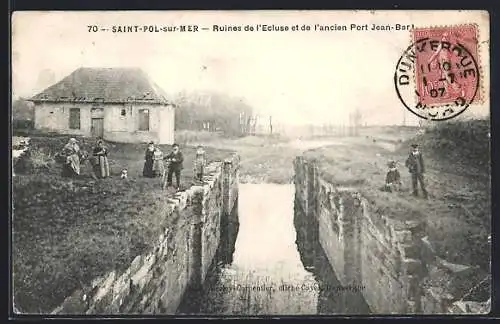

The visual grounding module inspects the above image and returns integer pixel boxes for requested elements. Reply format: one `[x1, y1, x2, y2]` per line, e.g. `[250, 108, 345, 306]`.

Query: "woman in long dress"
[93, 140, 110, 178]
[62, 138, 81, 177]
[152, 146, 165, 177]
[143, 142, 155, 178]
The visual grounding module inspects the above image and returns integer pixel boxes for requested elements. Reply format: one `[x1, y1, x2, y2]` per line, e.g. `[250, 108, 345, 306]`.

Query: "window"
[91, 108, 104, 114]
[138, 109, 149, 131]
[121, 109, 127, 117]
[69, 108, 80, 129]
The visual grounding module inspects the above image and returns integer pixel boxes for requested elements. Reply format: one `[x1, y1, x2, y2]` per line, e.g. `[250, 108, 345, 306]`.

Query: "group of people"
[383, 143, 428, 198]
[61, 137, 110, 179]
[60, 136, 427, 197]
[60, 137, 208, 190]
[142, 142, 207, 190]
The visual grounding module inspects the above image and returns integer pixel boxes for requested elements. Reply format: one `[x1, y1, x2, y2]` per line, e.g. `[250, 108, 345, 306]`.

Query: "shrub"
[399, 118, 490, 176]
[429, 119, 490, 170]
[12, 120, 35, 137]
[28, 148, 56, 171]
[12, 120, 34, 130]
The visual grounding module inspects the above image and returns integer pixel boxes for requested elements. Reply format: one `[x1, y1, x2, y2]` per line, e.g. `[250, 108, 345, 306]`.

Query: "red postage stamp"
[412, 24, 481, 107]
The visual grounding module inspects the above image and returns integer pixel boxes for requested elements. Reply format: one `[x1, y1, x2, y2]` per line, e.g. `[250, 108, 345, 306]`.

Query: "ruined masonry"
[51, 155, 240, 314]
[293, 156, 490, 314]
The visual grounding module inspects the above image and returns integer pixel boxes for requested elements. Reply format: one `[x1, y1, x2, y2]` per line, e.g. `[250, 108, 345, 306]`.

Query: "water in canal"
[177, 183, 371, 315]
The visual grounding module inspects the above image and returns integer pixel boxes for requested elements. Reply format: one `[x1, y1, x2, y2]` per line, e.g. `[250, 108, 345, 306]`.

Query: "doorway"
[91, 118, 104, 138]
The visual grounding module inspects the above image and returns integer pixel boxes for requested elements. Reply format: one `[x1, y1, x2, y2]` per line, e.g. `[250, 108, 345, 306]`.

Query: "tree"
[12, 98, 34, 121]
[349, 109, 363, 136]
[353, 109, 362, 136]
[173, 91, 255, 136]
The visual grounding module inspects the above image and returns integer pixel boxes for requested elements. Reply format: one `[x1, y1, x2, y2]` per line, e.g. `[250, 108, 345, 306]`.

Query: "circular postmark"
[394, 31, 480, 121]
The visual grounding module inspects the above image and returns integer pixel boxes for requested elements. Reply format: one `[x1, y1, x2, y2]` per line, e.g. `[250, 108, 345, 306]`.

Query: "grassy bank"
[303, 119, 490, 300]
[12, 120, 491, 311]
[192, 135, 325, 184]
[12, 133, 233, 313]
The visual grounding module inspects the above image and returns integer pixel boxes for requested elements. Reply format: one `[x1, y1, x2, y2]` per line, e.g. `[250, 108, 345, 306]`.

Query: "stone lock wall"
[51, 154, 239, 315]
[293, 156, 488, 314]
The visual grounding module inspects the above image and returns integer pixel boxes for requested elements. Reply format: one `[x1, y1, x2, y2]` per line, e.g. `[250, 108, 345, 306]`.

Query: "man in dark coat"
[165, 143, 184, 190]
[405, 144, 428, 198]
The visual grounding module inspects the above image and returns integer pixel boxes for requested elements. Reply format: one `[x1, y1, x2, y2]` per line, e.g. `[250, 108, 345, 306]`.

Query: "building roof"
[30, 67, 171, 105]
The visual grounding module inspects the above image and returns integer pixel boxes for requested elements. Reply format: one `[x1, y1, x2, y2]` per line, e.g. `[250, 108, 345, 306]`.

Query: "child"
[193, 145, 207, 182]
[80, 149, 98, 180]
[384, 160, 402, 192]
[152, 146, 165, 177]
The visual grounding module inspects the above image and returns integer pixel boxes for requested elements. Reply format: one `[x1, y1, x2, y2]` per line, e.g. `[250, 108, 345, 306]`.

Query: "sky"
[11, 11, 490, 126]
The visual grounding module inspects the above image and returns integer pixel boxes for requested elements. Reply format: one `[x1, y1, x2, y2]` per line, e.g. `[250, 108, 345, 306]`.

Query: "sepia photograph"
[10, 10, 491, 316]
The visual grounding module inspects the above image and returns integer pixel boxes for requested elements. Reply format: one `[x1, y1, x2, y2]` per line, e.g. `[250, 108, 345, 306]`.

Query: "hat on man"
[410, 144, 419, 148]
[69, 138, 78, 143]
[387, 160, 396, 168]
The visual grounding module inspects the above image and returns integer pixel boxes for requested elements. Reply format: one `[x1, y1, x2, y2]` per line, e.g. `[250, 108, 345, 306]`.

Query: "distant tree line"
[173, 92, 256, 136]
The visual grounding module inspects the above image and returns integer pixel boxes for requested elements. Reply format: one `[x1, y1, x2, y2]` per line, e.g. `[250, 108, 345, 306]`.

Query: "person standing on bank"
[193, 145, 207, 182]
[143, 142, 155, 178]
[152, 146, 165, 177]
[93, 140, 110, 178]
[165, 143, 184, 190]
[405, 144, 428, 198]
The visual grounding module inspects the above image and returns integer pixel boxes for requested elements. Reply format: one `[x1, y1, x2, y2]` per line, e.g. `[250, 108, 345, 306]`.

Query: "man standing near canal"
[405, 144, 428, 198]
[165, 143, 184, 191]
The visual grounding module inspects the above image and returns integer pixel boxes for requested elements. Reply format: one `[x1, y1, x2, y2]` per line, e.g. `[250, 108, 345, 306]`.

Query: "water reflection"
[178, 184, 370, 315]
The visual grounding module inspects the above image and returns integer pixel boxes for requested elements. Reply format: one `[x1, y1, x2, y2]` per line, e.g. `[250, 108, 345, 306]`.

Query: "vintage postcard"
[11, 10, 491, 316]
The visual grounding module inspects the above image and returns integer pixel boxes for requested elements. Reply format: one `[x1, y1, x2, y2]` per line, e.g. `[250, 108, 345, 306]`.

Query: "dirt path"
[278, 139, 348, 151]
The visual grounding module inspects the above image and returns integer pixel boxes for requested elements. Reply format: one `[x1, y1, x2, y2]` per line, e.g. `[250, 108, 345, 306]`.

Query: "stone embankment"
[50, 155, 239, 314]
[294, 156, 490, 314]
